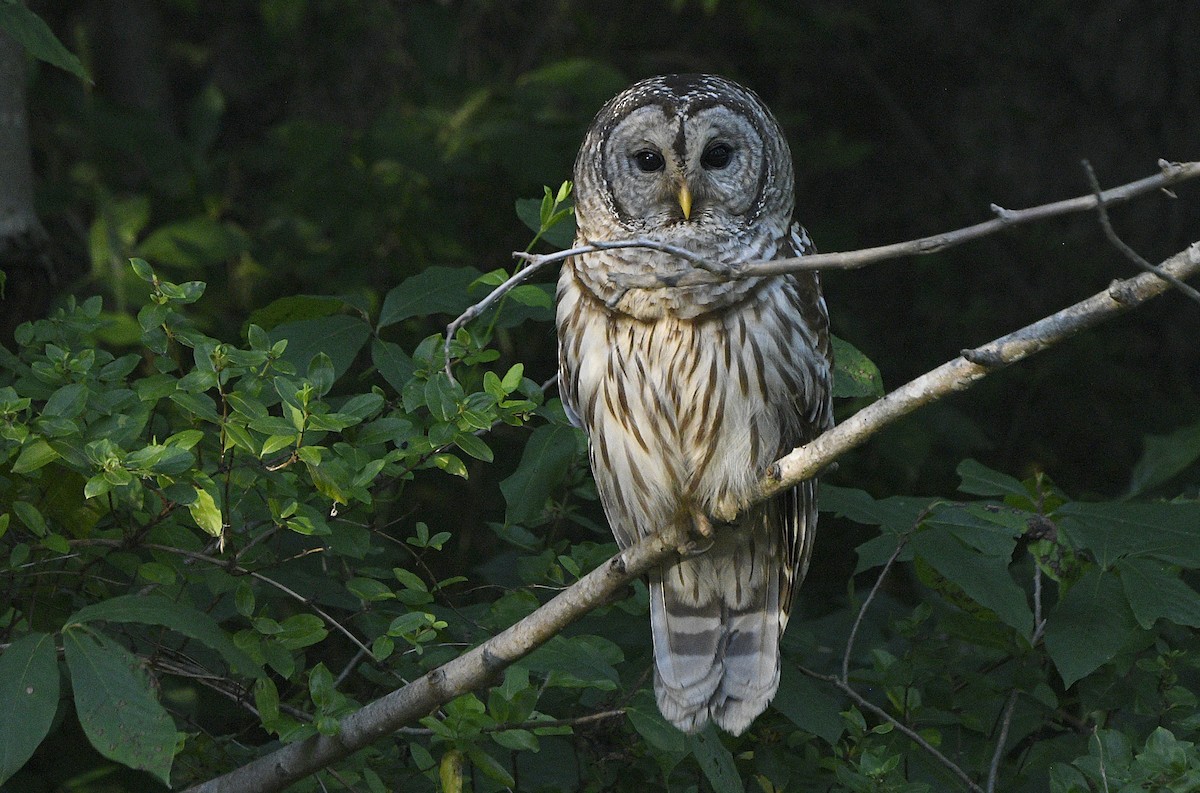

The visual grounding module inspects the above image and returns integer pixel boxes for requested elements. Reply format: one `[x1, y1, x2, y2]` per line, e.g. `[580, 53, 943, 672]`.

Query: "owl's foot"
[710, 496, 742, 525]
[675, 510, 717, 557]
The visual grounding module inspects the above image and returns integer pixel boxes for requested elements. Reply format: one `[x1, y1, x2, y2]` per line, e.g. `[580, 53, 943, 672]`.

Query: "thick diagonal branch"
[188, 241, 1200, 793]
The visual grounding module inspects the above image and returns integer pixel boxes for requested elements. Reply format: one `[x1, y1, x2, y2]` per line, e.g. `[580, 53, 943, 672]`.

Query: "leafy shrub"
[2, 190, 1200, 792]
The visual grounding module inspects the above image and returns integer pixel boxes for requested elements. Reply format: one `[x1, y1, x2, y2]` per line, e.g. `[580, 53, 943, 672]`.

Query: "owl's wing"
[776, 222, 834, 623]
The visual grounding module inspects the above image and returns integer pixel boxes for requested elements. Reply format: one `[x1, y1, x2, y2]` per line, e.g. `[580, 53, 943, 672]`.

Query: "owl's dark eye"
[633, 150, 665, 172]
[701, 142, 732, 169]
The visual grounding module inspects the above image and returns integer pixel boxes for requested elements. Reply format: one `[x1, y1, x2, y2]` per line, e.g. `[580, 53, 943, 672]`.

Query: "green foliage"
[3, 4, 1199, 788]
[3, 238, 1199, 791]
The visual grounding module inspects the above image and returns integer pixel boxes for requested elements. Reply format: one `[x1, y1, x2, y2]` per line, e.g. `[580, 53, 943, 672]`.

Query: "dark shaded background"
[14, 0, 1200, 574]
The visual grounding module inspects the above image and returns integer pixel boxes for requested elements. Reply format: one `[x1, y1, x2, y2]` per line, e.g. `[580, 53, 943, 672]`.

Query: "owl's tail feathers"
[708, 599, 782, 735]
[650, 567, 725, 733]
[650, 540, 783, 736]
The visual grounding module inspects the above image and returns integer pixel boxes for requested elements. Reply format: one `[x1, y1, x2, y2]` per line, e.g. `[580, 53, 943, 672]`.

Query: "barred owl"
[556, 74, 833, 735]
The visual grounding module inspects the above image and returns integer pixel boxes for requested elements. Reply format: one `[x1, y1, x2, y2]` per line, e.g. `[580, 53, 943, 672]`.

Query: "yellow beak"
[677, 182, 693, 220]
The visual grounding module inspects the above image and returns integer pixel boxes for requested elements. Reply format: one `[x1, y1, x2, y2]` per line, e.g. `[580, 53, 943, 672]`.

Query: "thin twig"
[986, 689, 1021, 793]
[799, 665, 985, 793]
[69, 538, 379, 664]
[1030, 564, 1046, 646]
[442, 238, 708, 381]
[842, 535, 908, 684]
[1082, 160, 1200, 305]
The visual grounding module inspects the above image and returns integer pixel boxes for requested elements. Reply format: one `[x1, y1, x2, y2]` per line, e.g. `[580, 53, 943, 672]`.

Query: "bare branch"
[1082, 159, 1200, 305]
[610, 159, 1200, 289]
[987, 690, 1021, 793]
[760, 242, 1200, 501]
[189, 239, 1200, 793]
[183, 522, 691, 793]
[442, 161, 1198, 378]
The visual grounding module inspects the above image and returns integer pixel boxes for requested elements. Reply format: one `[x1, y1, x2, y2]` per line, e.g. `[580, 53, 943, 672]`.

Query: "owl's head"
[574, 74, 795, 240]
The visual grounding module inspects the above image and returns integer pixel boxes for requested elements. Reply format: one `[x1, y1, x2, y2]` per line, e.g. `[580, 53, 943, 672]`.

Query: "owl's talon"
[677, 537, 714, 558]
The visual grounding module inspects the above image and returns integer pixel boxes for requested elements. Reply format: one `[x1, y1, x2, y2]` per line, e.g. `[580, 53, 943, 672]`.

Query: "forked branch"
[191, 233, 1200, 792]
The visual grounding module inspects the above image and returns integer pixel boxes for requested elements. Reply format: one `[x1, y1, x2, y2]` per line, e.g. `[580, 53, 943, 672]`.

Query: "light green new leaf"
[11, 438, 58, 473]
[69, 594, 260, 677]
[0, 633, 60, 785]
[188, 486, 224, 537]
[63, 627, 177, 785]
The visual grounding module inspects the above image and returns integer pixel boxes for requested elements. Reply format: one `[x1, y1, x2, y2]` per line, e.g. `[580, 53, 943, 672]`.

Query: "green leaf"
[773, 667, 845, 745]
[307, 352, 336, 397]
[955, 458, 1028, 500]
[1057, 501, 1200, 568]
[129, 257, 156, 282]
[424, 373, 464, 422]
[188, 486, 224, 538]
[69, 594, 260, 677]
[378, 266, 484, 328]
[13, 501, 46, 537]
[507, 284, 553, 308]
[0, 633, 60, 785]
[137, 561, 176, 585]
[523, 635, 621, 690]
[1128, 419, 1200, 496]
[911, 526, 1033, 634]
[627, 694, 686, 755]
[501, 363, 524, 393]
[0, 2, 90, 80]
[454, 432, 493, 462]
[11, 438, 58, 473]
[1044, 568, 1142, 687]
[248, 294, 345, 330]
[687, 726, 742, 793]
[42, 382, 87, 418]
[371, 339, 416, 391]
[515, 197, 577, 248]
[271, 315, 370, 378]
[499, 425, 579, 525]
[466, 745, 515, 787]
[831, 335, 883, 399]
[136, 216, 247, 270]
[1117, 557, 1200, 629]
[63, 627, 176, 784]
